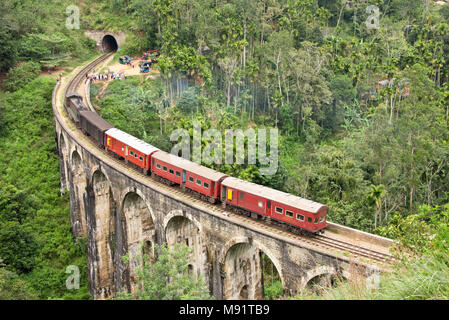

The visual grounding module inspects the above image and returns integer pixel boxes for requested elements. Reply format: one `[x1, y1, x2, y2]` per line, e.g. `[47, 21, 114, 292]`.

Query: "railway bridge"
[53, 55, 395, 300]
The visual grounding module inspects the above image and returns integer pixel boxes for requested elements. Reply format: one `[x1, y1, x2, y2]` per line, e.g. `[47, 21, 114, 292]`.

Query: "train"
[65, 91, 328, 233]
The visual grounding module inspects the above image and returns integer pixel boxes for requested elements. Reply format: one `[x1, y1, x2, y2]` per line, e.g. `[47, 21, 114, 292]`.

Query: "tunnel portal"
[102, 35, 118, 52]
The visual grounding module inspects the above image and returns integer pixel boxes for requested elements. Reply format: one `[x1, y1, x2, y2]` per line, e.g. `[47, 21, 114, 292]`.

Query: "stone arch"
[70, 145, 83, 164]
[164, 211, 210, 287]
[91, 169, 115, 299]
[300, 265, 349, 289]
[162, 209, 202, 234]
[119, 187, 156, 226]
[102, 34, 118, 52]
[120, 190, 156, 291]
[70, 149, 87, 237]
[218, 238, 284, 284]
[239, 285, 249, 300]
[220, 237, 283, 300]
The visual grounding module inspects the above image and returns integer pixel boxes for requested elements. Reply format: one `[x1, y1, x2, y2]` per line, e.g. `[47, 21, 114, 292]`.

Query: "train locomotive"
[65, 93, 328, 234]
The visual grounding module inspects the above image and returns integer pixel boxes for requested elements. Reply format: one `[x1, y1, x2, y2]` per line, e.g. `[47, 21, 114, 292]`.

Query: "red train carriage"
[104, 128, 159, 174]
[221, 177, 327, 233]
[151, 151, 227, 201]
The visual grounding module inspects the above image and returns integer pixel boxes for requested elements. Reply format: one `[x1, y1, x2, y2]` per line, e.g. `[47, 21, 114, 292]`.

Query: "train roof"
[105, 128, 160, 155]
[79, 111, 114, 131]
[66, 93, 83, 100]
[222, 177, 327, 214]
[152, 150, 228, 181]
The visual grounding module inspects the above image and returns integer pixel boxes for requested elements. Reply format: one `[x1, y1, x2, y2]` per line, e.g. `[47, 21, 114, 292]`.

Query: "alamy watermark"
[66, 5, 80, 30]
[65, 265, 80, 290]
[365, 5, 380, 30]
[170, 121, 279, 176]
[366, 268, 380, 290]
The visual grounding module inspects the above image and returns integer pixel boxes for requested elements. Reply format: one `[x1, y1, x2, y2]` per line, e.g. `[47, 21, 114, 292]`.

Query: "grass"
[291, 254, 449, 300]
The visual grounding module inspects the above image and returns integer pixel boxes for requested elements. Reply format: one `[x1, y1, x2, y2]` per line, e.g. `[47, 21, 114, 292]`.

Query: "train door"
[306, 216, 313, 229]
[222, 186, 227, 202]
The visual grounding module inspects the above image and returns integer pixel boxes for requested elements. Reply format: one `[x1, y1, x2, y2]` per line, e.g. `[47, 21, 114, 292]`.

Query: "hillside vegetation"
[1, 0, 449, 299]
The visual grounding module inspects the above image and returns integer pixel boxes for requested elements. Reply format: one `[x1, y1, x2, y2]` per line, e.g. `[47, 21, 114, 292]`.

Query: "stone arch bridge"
[53, 70, 392, 300]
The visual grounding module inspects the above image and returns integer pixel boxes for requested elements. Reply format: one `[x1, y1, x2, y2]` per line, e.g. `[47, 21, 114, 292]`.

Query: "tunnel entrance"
[102, 35, 118, 52]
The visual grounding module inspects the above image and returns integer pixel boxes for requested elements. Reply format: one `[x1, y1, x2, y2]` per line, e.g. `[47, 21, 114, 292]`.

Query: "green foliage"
[0, 0, 96, 77]
[378, 204, 449, 258]
[264, 280, 283, 300]
[0, 260, 37, 300]
[177, 87, 199, 114]
[0, 76, 90, 299]
[328, 74, 356, 132]
[0, 184, 35, 223]
[0, 23, 18, 71]
[5, 61, 41, 92]
[260, 253, 283, 299]
[116, 243, 212, 300]
[121, 33, 150, 57]
[0, 221, 37, 272]
[440, 4, 449, 21]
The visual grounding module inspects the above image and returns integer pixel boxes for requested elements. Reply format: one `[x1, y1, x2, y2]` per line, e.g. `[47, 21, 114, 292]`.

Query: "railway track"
[62, 53, 398, 268]
[65, 53, 113, 98]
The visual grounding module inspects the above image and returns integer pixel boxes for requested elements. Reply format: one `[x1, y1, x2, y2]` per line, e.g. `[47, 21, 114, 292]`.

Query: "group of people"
[86, 69, 126, 82]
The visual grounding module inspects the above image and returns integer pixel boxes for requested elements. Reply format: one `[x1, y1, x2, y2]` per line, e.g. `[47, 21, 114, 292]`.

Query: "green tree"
[367, 184, 386, 228]
[0, 184, 34, 223]
[116, 243, 212, 300]
[5, 61, 41, 92]
[0, 24, 18, 71]
[0, 221, 37, 273]
[0, 259, 37, 300]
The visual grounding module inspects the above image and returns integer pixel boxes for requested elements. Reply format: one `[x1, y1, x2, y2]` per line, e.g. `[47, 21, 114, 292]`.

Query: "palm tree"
[135, 87, 151, 111]
[368, 184, 386, 229]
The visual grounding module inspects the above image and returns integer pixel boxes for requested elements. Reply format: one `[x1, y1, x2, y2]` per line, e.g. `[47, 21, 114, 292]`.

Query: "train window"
[307, 217, 312, 223]
[320, 216, 325, 223]
[139, 156, 143, 161]
[296, 214, 305, 221]
[203, 182, 209, 189]
[286, 210, 294, 217]
[163, 166, 167, 171]
[314, 218, 318, 224]
[189, 176, 194, 183]
[176, 171, 181, 177]
[130, 151, 134, 156]
[122, 147, 124, 152]
[196, 179, 201, 185]
[169, 169, 174, 174]
[240, 192, 244, 200]
[258, 201, 263, 208]
[134, 153, 138, 158]
[275, 207, 283, 214]
[152, 159, 155, 165]
[267, 200, 271, 209]
[156, 163, 161, 169]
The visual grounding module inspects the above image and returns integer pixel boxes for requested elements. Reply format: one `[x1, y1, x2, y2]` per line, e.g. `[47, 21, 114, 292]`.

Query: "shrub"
[5, 61, 41, 92]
